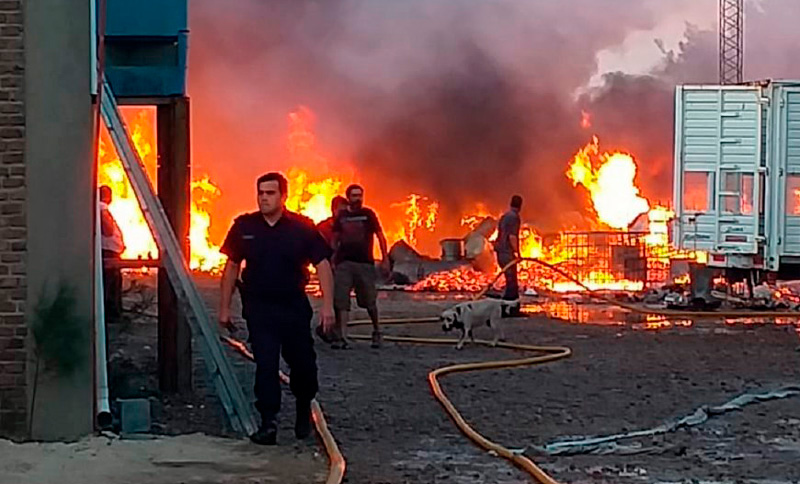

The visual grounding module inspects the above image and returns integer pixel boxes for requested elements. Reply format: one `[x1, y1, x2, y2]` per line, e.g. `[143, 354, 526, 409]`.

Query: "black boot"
[250, 417, 278, 445]
[295, 400, 313, 439]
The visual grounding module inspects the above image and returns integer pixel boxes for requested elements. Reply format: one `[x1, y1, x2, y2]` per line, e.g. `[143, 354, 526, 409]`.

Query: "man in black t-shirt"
[332, 184, 389, 348]
[219, 172, 335, 445]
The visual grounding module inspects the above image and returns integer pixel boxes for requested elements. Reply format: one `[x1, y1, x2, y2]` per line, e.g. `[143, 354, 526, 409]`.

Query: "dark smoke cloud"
[189, 0, 800, 241]
[583, 0, 800, 206]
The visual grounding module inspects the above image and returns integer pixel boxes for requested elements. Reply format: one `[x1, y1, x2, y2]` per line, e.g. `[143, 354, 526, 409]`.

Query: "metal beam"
[719, 0, 744, 84]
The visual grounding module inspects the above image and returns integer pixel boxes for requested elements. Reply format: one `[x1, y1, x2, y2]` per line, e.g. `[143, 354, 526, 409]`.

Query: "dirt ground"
[105, 273, 800, 484]
[0, 433, 325, 484]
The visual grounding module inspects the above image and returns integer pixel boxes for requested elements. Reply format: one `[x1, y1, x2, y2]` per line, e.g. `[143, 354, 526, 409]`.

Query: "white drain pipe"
[95, 194, 112, 429]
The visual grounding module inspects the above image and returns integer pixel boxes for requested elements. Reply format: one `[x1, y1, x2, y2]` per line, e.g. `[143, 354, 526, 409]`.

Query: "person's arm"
[372, 211, 390, 270]
[219, 259, 240, 332]
[218, 219, 243, 332]
[314, 259, 335, 331]
[307, 226, 335, 329]
[509, 215, 521, 257]
[509, 235, 520, 257]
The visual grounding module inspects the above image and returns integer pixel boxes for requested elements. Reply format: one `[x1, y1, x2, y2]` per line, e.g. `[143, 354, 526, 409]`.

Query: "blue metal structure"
[104, 0, 188, 97]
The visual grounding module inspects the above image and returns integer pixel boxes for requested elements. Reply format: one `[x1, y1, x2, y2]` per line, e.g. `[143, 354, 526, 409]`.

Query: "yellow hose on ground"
[224, 255, 796, 484]
[221, 335, 346, 484]
[489, 257, 800, 318]
[347, 318, 571, 484]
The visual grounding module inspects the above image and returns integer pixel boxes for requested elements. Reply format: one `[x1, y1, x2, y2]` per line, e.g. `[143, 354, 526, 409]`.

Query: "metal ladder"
[99, 80, 257, 435]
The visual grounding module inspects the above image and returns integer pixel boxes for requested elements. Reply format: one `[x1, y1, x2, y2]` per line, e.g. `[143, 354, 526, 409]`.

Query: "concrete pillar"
[24, 0, 94, 440]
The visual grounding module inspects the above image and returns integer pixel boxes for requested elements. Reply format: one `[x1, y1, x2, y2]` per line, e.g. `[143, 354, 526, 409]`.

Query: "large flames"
[99, 105, 695, 294]
[389, 194, 439, 248]
[97, 107, 226, 272]
[97, 109, 158, 261]
[567, 136, 650, 230]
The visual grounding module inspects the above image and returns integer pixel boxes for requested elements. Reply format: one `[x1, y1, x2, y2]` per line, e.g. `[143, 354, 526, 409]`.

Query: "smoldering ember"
[2, 1, 800, 484]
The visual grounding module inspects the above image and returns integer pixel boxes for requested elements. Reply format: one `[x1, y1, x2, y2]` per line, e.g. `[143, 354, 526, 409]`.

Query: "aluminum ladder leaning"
[99, 79, 257, 435]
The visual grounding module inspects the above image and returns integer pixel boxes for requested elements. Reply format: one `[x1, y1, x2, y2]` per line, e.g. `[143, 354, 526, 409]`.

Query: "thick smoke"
[189, 0, 800, 240]
[582, 0, 800, 205]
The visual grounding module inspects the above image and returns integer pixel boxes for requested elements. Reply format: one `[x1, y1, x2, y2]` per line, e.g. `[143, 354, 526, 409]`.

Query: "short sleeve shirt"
[316, 217, 336, 248]
[332, 207, 381, 264]
[220, 211, 332, 299]
[494, 210, 521, 255]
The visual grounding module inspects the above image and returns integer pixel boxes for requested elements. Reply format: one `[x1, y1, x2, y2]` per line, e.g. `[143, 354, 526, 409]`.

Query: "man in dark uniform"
[494, 195, 523, 308]
[332, 184, 389, 348]
[218, 172, 335, 445]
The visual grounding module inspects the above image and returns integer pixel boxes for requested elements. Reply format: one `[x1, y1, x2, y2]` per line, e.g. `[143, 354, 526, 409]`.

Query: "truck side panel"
[776, 87, 800, 256]
[674, 86, 762, 257]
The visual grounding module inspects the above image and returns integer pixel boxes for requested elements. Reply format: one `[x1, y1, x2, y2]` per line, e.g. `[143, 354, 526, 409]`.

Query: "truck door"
[674, 86, 762, 256]
[775, 86, 800, 258]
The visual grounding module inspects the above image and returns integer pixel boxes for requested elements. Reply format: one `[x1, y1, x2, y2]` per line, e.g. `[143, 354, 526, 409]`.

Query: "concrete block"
[118, 398, 151, 434]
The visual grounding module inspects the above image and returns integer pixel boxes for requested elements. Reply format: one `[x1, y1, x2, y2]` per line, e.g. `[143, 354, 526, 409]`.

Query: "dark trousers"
[102, 250, 123, 319]
[242, 296, 318, 421]
[496, 252, 519, 300]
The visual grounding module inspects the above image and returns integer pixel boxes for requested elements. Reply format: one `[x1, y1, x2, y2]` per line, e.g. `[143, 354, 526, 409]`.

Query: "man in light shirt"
[99, 185, 125, 320]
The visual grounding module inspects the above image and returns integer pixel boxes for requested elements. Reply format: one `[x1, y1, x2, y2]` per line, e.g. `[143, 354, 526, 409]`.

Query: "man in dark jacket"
[218, 172, 335, 445]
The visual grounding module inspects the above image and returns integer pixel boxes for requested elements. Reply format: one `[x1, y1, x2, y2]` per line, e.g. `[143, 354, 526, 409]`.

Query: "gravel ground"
[108, 273, 800, 484]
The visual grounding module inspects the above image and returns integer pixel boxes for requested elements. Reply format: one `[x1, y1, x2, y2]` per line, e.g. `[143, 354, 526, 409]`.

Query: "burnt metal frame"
[542, 231, 672, 288]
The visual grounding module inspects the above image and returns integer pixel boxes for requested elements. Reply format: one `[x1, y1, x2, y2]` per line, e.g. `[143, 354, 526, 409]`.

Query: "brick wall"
[0, 0, 26, 438]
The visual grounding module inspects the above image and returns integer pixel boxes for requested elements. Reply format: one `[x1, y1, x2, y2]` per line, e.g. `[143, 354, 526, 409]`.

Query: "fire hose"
[221, 335, 346, 484]
[484, 257, 800, 319]
[222, 262, 574, 484]
[221, 256, 799, 484]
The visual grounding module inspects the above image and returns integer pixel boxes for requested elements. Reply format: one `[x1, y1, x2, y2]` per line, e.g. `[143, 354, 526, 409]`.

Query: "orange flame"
[285, 168, 350, 224]
[98, 108, 158, 261]
[97, 107, 225, 272]
[567, 136, 650, 229]
[190, 177, 226, 272]
[389, 194, 439, 248]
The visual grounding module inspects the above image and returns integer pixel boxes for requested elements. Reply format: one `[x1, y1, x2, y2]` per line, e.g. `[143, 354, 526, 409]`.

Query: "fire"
[191, 177, 226, 272]
[645, 206, 674, 247]
[97, 107, 226, 272]
[99, 104, 703, 297]
[285, 168, 350, 223]
[567, 136, 650, 229]
[461, 203, 493, 229]
[412, 266, 498, 293]
[98, 108, 158, 261]
[411, 134, 710, 294]
[519, 225, 544, 259]
[389, 194, 439, 248]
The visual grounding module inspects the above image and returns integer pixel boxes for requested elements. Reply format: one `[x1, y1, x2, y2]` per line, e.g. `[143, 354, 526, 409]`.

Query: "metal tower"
[719, 0, 744, 84]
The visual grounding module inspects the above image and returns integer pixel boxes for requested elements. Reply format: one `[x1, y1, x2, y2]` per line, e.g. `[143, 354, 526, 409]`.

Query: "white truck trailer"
[673, 80, 800, 278]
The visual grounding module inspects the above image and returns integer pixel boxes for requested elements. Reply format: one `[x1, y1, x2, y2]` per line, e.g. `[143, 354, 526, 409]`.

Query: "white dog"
[440, 298, 520, 349]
